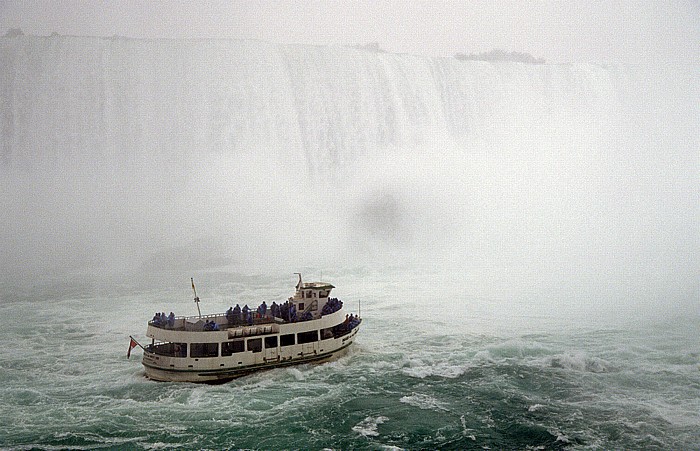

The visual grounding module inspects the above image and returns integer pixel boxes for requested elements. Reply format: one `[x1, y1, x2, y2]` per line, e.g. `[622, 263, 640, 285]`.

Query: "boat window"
[299, 302, 305, 311]
[264, 336, 278, 349]
[307, 291, 312, 298]
[320, 327, 333, 340]
[297, 330, 318, 344]
[191, 342, 219, 358]
[222, 340, 244, 356]
[247, 338, 262, 353]
[280, 333, 295, 346]
[153, 342, 187, 357]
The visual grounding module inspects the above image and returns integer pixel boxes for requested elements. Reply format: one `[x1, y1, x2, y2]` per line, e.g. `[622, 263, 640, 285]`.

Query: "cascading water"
[1, 36, 696, 315]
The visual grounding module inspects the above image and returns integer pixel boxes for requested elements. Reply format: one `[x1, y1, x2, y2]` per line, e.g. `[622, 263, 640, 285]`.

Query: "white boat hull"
[141, 313, 360, 383]
[143, 333, 356, 382]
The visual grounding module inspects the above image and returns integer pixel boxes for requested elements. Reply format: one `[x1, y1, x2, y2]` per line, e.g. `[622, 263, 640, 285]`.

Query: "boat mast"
[191, 277, 202, 318]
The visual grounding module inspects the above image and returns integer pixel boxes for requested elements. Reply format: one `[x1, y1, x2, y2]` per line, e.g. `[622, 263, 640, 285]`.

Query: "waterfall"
[1, 36, 696, 310]
[1, 36, 633, 169]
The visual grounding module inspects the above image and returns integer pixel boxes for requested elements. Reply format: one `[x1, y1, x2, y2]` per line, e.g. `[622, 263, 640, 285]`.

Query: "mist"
[0, 36, 697, 321]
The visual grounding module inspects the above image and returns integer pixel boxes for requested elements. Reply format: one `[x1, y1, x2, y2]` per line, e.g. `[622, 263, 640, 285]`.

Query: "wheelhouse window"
[280, 333, 295, 347]
[222, 340, 245, 356]
[247, 338, 262, 353]
[191, 342, 218, 358]
[264, 336, 278, 349]
[297, 330, 318, 344]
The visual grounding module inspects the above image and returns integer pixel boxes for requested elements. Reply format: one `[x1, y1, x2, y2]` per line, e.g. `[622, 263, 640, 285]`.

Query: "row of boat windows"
[153, 327, 337, 358]
[303, 290, 328, 298]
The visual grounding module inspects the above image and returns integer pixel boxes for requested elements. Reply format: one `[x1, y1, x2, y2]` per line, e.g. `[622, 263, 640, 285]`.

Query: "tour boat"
[128, 274, 361, 382]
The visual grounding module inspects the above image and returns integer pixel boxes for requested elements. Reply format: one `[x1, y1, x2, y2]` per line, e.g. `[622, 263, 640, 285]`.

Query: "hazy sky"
[1, 0, 699, 63]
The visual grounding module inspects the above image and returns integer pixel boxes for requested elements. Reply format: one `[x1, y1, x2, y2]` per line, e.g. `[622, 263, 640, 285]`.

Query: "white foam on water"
[543, 352, 612, 373]
[352, 416, 389, 437]
[287, 367, 305, 381]
[399, 393, 449, 411]
[401, 360, 469, 379]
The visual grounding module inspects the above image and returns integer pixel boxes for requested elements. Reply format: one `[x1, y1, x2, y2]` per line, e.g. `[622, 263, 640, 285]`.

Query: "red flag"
[127, 337, 138, 359]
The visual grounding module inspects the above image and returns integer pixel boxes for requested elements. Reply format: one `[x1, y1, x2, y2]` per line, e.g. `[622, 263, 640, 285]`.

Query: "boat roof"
[300, 282, 335, 290]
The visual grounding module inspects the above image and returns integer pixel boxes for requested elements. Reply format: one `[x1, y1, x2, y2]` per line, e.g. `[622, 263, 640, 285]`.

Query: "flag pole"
[129, 336, 145, 350]
[192, 277, 202, 318]
[127, 335, 144, 359]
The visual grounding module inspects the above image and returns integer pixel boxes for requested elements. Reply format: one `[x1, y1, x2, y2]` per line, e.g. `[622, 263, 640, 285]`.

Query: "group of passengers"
[325, 313, 361, 337]
[151, 311, 175, 328]
[321, 297, 343, 315]
[226, 304, 255, 326]
[196, 295, 354, 331]
[151, 297, 351, 331]
[271, 300, 297, 322]
[203, 319, 220, 331]
[225, 300, 301, 325]
[345, 313, 360, 331]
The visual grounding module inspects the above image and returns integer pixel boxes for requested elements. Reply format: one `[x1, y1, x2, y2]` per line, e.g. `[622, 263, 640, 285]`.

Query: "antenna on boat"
[191, 277, 202, 318]
[294, 272, 302, 290]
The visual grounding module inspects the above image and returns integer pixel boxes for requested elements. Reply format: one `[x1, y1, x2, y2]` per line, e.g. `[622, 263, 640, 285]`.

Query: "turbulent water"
[0, 268, 698, 450]
[0, 36, 698, 449]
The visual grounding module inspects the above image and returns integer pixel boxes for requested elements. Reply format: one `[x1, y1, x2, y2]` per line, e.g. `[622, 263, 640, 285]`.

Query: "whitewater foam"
[352, 416, 389, 437]
[399, 393, 450, 412]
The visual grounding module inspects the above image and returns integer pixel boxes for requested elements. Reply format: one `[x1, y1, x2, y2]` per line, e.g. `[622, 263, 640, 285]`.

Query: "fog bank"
[1, 36, 697, 318]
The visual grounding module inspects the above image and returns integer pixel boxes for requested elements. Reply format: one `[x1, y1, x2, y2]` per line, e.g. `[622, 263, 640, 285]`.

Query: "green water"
[1, 270, 698, 450]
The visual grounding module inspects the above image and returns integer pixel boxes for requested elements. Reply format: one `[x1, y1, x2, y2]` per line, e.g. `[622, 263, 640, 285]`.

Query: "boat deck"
[149, 312, 286, 332]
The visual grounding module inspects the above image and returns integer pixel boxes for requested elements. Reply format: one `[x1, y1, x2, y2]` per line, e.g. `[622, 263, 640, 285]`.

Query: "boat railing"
[149, 299, 347, 331]
[149, 312, 284, 331]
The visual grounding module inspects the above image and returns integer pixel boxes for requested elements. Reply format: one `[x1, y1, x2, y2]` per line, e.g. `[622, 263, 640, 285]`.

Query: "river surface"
[1, 267, 698, 450]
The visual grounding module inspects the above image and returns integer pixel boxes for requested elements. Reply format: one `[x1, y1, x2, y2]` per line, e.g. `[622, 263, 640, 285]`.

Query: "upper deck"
[148, 277, 342, 335]
[146, 304, 353, 346]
